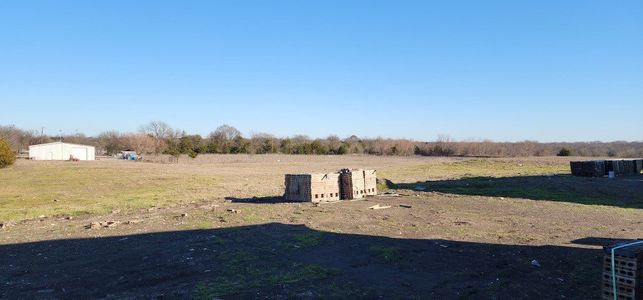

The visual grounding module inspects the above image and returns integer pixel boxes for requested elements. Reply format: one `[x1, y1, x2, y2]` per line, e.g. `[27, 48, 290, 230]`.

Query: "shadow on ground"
[385, 175, 643, 209]
[225, 196, 349, 204]
[224, 196, 288, 204]
[0, 223, 610, 299]
[571, 237, 636, 247]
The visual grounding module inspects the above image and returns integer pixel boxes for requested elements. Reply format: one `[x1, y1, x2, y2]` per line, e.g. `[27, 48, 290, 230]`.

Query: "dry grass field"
[1, 155, 642, 299]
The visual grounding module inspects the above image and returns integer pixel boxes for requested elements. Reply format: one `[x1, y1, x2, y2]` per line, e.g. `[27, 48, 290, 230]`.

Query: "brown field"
[1, 155, 642, 299]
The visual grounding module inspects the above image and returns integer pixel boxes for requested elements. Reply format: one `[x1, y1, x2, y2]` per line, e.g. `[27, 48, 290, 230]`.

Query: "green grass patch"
[0, 162, 223, 221]
[405, 176, 643, 208]
[192, 262, 337, 299]
[379, 159, 568, 184]
[293, 232, 325, 248]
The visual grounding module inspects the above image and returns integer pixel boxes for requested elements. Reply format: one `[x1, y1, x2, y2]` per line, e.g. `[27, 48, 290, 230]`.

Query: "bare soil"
[1, 155, 642, 299]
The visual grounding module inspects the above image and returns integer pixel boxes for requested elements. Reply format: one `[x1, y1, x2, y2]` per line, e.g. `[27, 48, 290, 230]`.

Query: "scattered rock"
[102, 221, 119, 228]
[112, 209, 121, 214]
[180, 213, 188, 217]
[85, 222, 100, 229]
[369, 204, 391, 210]
[85, 221, 119, 229]
[227, 209, 240, 214]
[38, 215, 46, 219]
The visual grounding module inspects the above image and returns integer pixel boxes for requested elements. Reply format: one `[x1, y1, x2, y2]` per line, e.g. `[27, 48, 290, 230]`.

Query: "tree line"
[1, 123, 642, 158]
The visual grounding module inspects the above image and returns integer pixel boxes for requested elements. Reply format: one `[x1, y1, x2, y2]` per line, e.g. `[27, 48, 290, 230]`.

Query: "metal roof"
[28, 141, 95, 149]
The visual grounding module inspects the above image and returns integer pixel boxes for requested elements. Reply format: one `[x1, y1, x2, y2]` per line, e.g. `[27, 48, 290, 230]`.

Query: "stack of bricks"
[570, 160, 643, 177]
[286, 169, 378, 202]
[363, 169, 378, 196]
[284, 173, 340, 203]
[338, 169, 354, 200]
[602, 242, 643, 300]
[339, 169, 365, 200]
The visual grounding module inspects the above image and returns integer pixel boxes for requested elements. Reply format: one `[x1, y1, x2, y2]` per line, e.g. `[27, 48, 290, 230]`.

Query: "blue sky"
[1, 1, 641, 142]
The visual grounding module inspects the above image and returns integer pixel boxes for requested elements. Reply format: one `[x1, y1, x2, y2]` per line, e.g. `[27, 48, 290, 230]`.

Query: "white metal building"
[28, 142, 96, 161]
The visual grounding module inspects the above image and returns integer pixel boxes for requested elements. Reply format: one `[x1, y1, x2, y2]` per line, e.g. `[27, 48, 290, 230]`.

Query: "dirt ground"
[1, 155, 642, 299]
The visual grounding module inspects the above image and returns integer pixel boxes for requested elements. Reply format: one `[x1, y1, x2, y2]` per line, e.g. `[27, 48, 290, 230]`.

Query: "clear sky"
[1, 1, 641, 142]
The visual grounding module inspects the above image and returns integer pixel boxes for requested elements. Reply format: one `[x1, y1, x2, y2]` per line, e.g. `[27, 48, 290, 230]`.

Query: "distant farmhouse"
[28, 142, 95, 161]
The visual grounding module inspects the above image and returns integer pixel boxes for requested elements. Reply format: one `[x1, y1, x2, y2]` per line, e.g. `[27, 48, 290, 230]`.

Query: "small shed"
[28, 142, 96, 161]
[284, 173, 340, 203]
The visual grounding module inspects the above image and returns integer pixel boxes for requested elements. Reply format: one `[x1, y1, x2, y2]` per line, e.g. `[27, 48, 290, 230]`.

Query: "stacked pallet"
[622, 160, 636, 176]
[570, 159, 643, 177]
[607, 160, 624, 176]
[607, 160, 642, 177]
[284, 173, 340, 203]
[570, 161, 585, 176]
[363, 169, 378, 196]
[602, 242, 643, 300]
[569, 160, 605, 177]
[583, 160, 606, 177]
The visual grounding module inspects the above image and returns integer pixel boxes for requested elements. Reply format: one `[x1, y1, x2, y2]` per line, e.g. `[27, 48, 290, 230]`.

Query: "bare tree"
[121, 133, 157, 155]
[141, 121, 174, 153]
[209, 125, 242, 153]
[142, 121, 173, 140]
[249, 132, 278, 154]
[98, 131, 122, 155]
[210, 124, 241, 142]
[0, 125, 36, 151]
[325, 135, 342, 151]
